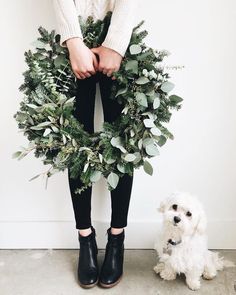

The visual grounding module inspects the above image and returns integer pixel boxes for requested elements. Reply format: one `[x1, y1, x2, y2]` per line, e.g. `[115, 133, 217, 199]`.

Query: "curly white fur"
[153, 192, 228, 291]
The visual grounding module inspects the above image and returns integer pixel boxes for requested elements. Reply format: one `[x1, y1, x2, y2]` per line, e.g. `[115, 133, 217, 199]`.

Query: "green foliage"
[13, 12, 183, 193]
[143, 160, 153, 176]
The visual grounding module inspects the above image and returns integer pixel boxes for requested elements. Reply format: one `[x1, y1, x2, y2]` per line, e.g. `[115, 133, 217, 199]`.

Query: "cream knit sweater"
[52, 0, 137, 57]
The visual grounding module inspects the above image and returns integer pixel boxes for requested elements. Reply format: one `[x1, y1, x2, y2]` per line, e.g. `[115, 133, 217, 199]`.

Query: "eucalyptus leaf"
[121, 106, 129, 114]
[153, 97, 160, 109]
[16, 113, 28, 123]
[136, 76, 149, 85]
[12, 151, 22, 159]
[83, 162, 89, 173]
[125, 60, 138, 74]
[90, 170, 102, 182]
[79, 147, 91, 152]
[62, 134, 67, 144]
[99, 153, 103, 163]
[150, 127, 161, 136]
[107, 172, 119, 189]
[143, 119, 155, 128]
[59, 115, 64, 125]
[123, 153, 136, 162]
[147, 112, 157, 121]
[142, 137, 155, 147]
[117, 163, 126, 173]
[58, 95, 68, 105]
[129, 44, 142, 55]
[133, 152, 141, 164]
[31, 40, 45, 49]
[145, 144, 159, 156]
[104, 158, 116, 164]
[54, 55, 67, 68]
[115, 87, 128, 97]
[64, 97, 75, 105]
[111, 136, 123, 147]
[72, 138, 77, 147]
[36, 121, 52, 128]
[169, 95, 183, 104]
[48, 134, 54, 144]
[161, 81, 175, 93]
[146, 90, 155, 97]
[51, 125, 59, 133]
[130, 129, 135, 137]
[48, 116, 55, 123]
[138, 139, 143, 150]
[157, 135, 167, 147]
[118, 146, 128, 153]
[26, 104, 39, 109]
[111, 137, 127, 153]
[136, 93, 148, 107]
[143, 160, 153, 176]
[30, 126, 44, 131]
[17, 152, 28, 160]
[43, 128, 52, 137]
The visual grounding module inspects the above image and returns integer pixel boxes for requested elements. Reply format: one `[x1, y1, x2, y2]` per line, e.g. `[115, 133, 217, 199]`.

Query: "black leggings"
[68, 72, 134, 230]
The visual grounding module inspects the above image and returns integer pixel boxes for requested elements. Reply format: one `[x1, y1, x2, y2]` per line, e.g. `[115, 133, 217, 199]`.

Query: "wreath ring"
[13, 12, 183, 194]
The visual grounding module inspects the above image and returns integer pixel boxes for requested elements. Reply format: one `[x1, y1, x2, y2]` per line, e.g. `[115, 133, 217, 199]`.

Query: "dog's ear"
[157, 201, 166, 213]
[195, 211, 207, 235]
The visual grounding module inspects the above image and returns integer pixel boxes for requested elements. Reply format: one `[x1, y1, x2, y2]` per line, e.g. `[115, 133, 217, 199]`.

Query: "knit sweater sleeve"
[102, 0, 136, 57]
[52, 0, 83, 47]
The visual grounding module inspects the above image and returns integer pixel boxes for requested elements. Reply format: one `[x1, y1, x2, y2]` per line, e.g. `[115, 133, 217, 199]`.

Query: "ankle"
[110, 227, 124, 235]
[79, 227, 92, 237]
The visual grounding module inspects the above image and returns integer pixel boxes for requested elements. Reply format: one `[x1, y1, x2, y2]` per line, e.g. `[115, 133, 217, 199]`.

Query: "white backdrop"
[0, 0, 236, 249]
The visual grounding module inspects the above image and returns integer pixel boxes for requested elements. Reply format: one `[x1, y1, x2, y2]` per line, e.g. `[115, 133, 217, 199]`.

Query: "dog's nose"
[174, 216, 181, 223]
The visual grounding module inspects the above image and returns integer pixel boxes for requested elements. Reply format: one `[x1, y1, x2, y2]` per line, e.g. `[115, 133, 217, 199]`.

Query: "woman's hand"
[91, 46, 122, 79]
[66, 37, 98, 79]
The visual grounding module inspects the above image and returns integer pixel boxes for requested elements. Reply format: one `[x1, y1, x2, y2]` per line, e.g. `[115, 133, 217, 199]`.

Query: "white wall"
[0, 0, 236, 249]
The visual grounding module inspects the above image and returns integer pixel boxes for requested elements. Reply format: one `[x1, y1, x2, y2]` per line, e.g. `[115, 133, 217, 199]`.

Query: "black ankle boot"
[78, 226, 98, 288]
[99, 227, 125, 288]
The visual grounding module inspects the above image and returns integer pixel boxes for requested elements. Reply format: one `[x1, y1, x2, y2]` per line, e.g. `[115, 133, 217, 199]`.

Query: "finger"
[88, 68, 96, 75]
[106, 70, 114, 77]
[91, 47, 99, 55]
[84, 72, 91, 78]
[111, 76, 116, 80]
[79, 72, 86, 79]
[75, 72, 82, 79]
[92, 54, 99, 71]
[98, 65, 104, 72]
[72, 69, 80, 79]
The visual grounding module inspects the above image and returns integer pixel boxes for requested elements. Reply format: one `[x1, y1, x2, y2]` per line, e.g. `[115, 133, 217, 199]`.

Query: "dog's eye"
[172, 204, 177, 210]
[186, 211, 192, 217]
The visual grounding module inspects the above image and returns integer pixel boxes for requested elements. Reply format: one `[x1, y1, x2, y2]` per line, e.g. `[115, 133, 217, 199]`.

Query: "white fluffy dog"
[153, 192, 228, 291]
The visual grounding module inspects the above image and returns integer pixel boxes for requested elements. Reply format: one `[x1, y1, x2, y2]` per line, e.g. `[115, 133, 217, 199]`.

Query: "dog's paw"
[186, 279, 201, 291]
[153, 263, 164, 274]
[203, 271, 216, 280]
[160, 268, 176, 280]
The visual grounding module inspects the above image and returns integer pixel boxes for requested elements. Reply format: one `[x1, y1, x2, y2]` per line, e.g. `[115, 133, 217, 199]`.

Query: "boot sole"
[99, 274, 123, 288]
[78, 279, 98, 289]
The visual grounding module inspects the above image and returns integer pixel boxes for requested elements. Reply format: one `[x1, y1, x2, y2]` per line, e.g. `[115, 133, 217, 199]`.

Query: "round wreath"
[13, 12, 183, 194]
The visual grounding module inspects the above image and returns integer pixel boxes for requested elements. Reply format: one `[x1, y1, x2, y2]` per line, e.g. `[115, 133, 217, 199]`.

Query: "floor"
[0, 249, 235, 295]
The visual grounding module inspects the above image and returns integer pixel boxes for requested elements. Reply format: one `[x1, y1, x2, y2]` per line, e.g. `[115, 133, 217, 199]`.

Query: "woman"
[52, 0, 136, 289]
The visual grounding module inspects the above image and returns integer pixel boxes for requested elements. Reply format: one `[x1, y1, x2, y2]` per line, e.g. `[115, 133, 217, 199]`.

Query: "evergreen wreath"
[13, 12, 183, 194]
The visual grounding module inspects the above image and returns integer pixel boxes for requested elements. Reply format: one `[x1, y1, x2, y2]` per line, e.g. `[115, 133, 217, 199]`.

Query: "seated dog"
[153, 191, 230, 291]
